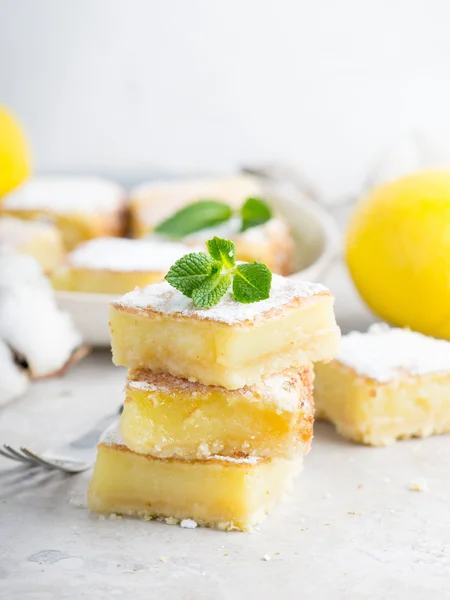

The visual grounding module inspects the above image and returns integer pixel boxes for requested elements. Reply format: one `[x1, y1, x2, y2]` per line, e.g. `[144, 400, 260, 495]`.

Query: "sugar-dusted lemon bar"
[88, 424, 301, 531]
[315, 324, 450, 445]
[0, 216, 64, 274]
[129, 176, 295, 274]
[110, 275, 340, 389]
[120, 366, 314, 459]
[129, 176, 262, 237]
[51, 237, 196, 295]
[1, 176, 126, 250]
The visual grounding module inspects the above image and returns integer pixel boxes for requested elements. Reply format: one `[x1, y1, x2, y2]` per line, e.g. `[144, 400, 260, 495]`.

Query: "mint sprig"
[165, 236, 272, 308]
[155, 196, 272, 238]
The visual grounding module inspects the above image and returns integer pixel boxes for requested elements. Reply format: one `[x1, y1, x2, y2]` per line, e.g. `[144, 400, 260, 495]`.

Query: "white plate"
[55, 185, 340, 346]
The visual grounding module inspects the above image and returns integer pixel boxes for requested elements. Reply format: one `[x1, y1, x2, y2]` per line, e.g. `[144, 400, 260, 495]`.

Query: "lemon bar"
[1, 176, 126, 250]
[315, 324, 450, 445]
[0, 216, 64, 273]
[110, 275, 340, 389]
[51, 237, 196, 295]
[129, 176, 262, 237]
[121, 366, 314, 459]
[88, 424, 301, 531]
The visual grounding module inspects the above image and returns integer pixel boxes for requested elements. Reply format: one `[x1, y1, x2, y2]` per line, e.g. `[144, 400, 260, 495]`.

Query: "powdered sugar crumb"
[337, 324, 450, 382]
[180, 519, 198, 529]
[115, 274, 328, 325]
[67, 237, 195, 272]
[409, 479, 429, 492]
[212, 454, 260, 465]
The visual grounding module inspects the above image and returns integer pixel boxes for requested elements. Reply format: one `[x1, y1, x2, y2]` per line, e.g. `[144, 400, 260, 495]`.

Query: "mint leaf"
[155, 200, 233, 238]
[232, 262, 272, 303]
[206, 237, 236, 269]
[165, 252, 215, 297]
[241, 197, 272, 232]
[192, 273, 232, 308]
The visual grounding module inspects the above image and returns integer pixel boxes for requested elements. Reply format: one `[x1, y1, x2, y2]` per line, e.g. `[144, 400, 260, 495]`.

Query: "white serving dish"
[55, 179, 340, 346]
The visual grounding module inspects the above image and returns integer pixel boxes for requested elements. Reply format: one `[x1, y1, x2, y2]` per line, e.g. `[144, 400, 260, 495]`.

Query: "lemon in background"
[346, 170, 450, 340]
[0, 107, 31, 198]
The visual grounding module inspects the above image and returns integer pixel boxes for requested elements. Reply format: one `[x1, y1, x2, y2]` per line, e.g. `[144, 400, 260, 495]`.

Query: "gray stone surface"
[1, 262, 449, 599]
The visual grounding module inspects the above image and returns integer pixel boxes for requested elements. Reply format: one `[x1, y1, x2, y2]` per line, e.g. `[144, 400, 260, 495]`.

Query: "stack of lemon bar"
[88, 275, 340, 531]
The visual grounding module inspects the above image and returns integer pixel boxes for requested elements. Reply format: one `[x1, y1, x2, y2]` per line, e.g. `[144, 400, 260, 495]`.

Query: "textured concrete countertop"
[1, 263, 450, 599]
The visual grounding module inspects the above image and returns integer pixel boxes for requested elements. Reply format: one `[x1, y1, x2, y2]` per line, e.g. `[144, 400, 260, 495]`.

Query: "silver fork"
[0, 407, 121, 474]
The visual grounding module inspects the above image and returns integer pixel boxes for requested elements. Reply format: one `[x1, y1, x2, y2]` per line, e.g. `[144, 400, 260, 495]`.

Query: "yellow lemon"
[0, 107, 31, 199]
[346, 170, 450, 340]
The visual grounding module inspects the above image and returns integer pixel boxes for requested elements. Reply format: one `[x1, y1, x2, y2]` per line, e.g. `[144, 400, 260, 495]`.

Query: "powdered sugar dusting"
[338, 324, 450, 382]
[67, 237, 196, 272]
[3, 176, 124, 214]
[100, 422, 261, 464]
[115, 274, 328, 325]
[212, 454, 260, 465]
[184, 216, 286, 246]
[0, 217, 58, 249]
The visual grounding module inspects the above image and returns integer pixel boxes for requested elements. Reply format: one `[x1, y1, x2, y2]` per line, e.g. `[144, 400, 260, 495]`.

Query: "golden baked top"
[126, 366, 314, 413]
[113, 274, 330, 326]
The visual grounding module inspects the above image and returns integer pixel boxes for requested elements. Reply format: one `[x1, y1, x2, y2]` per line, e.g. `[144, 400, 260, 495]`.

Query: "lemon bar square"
[0, 216, 64, 274]
[120, 366, 314, 459]
[129, 176, 262, 238]
[110, 275, 340, 389]
[1, 176, 126, 250]
[51, 237, 196, 295]
[88, 424, 301, 532]
[315, 324, 450, 445]
[129, 176, 295, 274]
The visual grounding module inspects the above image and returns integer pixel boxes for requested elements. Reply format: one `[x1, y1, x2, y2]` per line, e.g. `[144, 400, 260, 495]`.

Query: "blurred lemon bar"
[110, 275, 340, 389]
[51, 237, 196, 295]
[129, 176, 295, 274]
[315, 324, 450, 445]
[1, 176, 126, 250]
[88, 424, 301, 531]
[120, 366, 314, 459]
[129, 176, 261, 236]
[0, 216, 63, 273]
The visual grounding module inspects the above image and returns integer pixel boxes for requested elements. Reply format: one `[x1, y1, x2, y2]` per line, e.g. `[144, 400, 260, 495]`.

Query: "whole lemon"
[0, 107, 31, 198]
[346, 170, 450, 340]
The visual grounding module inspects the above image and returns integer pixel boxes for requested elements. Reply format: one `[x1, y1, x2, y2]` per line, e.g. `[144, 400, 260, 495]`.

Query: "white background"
[1, 0, 450, 200]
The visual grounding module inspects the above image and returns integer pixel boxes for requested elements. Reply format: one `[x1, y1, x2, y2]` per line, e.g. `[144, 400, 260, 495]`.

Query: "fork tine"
[1, 445, 31, 463]
[20, 448, 57, 470]
[19, 448, 81, 473]
[0, 447, 23, 462]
